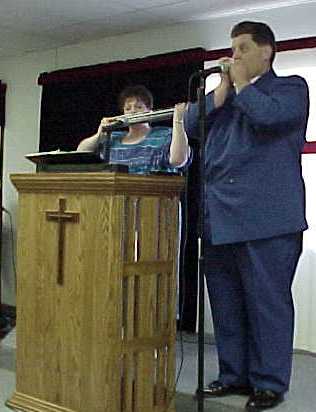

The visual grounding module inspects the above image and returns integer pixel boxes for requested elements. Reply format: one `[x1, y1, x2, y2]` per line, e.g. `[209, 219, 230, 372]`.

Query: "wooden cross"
[45, 198, 80, 285]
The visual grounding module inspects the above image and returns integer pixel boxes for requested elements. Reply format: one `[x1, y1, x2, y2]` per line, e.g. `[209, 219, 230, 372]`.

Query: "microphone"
[198, 62, 230, 78]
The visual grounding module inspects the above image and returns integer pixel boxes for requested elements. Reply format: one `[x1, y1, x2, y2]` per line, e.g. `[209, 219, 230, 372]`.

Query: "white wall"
[0, 2, 316, 306]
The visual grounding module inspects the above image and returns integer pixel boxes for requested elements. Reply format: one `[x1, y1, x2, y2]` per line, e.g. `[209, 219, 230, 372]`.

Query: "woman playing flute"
[77, 85, 190, 174]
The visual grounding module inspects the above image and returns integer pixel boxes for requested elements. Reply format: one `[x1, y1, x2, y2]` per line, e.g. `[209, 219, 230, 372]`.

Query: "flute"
[101, 107, 174, 131]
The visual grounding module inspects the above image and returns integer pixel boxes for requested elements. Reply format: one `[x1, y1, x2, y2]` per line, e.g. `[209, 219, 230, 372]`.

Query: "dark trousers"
[205, 232, 303, 393]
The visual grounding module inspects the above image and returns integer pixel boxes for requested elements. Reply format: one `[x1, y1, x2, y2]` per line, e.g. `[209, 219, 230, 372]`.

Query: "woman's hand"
[97, 116, 119, 135]
[173, 102, 187, 123]
[170, 102, 190, 166]
[78, 116, 119, 151]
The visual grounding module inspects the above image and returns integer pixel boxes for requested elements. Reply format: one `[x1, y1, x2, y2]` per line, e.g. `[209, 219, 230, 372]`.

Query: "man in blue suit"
[184, 21, 309, 411]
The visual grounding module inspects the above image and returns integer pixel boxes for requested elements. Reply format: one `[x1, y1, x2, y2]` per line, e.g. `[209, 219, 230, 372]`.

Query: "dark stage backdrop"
[38, 48, 206, 151]
[38, 48, 206, 332]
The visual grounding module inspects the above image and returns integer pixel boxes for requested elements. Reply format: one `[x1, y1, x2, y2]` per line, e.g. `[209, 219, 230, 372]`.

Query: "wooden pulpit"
[7, 172, 184, 412]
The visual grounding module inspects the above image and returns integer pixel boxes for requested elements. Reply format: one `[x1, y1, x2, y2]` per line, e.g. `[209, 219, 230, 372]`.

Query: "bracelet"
[174, 119, 184, 124]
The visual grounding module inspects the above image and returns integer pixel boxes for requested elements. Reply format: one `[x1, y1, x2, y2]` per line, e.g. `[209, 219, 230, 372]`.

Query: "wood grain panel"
[8, 173, 183, 412]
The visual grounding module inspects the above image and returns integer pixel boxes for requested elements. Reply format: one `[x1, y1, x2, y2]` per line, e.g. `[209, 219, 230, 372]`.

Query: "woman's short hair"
[231, 21, 276, 64]
[118, 85, 154, 112]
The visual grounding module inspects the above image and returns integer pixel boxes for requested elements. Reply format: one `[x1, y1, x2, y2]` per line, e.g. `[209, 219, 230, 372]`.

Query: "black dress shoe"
[245, 389, 284, 411]
[202, 380, 253, 397]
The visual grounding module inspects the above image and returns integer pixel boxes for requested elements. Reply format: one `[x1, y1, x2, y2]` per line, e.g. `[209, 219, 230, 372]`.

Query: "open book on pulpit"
[25, 150, 102, 164]
[25, 150, 128, 172]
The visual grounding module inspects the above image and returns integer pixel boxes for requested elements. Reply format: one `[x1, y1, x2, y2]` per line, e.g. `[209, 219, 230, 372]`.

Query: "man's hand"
[230, 61, 250, 93]
[214, 57, 233, 108]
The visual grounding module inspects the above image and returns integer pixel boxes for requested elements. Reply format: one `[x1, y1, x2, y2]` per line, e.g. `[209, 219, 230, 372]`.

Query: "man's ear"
[262, 45, 272, 62]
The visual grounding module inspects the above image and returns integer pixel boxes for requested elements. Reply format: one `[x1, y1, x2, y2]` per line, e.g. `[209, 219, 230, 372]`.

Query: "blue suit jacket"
[184, 69, 309, 245]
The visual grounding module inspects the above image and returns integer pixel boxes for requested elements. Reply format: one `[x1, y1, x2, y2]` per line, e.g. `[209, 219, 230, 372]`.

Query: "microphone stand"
[95, 124, 128, 172]
[187, 69, 212, 412]
[196, 73, 206, 412]
[97, 130, 112, 164]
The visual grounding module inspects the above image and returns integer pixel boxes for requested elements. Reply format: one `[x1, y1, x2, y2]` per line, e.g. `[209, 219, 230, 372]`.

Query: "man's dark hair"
[118, 85, 154, 112]
[231, 21, 276, 64]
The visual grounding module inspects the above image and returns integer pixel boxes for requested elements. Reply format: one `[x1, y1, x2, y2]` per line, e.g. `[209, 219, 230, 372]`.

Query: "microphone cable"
[2, 206, 17, 293]
[163, 168, 190, 412]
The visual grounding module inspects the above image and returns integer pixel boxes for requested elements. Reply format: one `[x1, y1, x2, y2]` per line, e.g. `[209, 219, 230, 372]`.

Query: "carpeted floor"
[1, 330, 316, 412]
[175, 333, 316, 412]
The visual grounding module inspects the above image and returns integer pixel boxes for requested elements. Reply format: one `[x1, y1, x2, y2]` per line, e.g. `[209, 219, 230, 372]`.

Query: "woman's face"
[123, 97, 150, 115]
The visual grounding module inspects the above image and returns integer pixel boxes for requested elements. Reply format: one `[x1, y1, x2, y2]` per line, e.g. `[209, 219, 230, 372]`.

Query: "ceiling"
[0, 0, 313, 59]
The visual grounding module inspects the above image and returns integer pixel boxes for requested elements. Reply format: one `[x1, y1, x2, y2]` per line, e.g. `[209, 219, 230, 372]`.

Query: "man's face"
[231, 33, 271, 79]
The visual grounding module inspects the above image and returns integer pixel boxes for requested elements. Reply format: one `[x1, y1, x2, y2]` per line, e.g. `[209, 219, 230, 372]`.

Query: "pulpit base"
[6, 392, 75, 412]
[6, 392, 176, 412]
